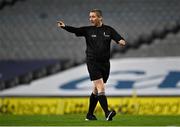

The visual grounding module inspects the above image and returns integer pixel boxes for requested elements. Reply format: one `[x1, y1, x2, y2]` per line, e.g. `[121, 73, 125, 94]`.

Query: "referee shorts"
[86, 61, 110, 83]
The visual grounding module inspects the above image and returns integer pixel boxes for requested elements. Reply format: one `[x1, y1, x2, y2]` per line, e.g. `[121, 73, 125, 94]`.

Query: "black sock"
[98, 93, 109, 115]
[87, 93, 98, 115]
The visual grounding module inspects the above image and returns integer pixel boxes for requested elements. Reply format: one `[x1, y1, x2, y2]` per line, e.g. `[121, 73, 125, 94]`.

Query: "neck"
[96, 22, 103, 27]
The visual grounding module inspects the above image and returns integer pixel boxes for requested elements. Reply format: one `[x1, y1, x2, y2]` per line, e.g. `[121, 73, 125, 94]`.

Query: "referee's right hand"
[57, 21, 65, 28]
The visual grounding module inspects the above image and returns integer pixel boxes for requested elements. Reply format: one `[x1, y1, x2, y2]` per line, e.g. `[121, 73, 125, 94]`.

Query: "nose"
[90, 18, 93, 22]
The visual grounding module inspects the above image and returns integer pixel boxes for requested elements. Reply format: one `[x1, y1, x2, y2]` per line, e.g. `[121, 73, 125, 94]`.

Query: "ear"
[99, 17, 103, 21]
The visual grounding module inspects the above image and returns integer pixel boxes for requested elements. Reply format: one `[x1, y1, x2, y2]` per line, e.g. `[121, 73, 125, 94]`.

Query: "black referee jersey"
[63, 24, 124, 62]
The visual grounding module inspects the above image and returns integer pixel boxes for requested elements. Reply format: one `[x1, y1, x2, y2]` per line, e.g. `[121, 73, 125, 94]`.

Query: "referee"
[57, 9, 126, 121]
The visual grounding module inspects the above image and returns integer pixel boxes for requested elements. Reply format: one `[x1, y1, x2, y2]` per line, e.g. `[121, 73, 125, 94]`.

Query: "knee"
[93, 79, 105, 93]
[92, 86, 98, 95]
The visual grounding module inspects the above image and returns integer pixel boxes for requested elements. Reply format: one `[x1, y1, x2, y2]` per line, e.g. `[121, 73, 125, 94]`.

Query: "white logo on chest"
[91, 35, 97, 37]
[104, 32, 110, 37]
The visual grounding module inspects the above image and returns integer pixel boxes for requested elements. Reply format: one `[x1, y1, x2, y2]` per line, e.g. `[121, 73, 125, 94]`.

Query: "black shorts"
[86, 61, 110, 83]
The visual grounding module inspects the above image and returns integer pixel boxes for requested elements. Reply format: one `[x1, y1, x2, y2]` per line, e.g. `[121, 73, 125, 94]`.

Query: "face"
[89, 12, 102, 26]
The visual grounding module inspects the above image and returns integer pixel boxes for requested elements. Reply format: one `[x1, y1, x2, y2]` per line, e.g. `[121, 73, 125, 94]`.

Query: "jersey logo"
[91, 35, 97, 37]
[104, 32, 110, 37]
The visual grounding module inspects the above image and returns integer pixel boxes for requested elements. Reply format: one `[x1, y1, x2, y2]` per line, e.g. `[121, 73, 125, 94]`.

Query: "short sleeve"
[111, 27, 124, 43]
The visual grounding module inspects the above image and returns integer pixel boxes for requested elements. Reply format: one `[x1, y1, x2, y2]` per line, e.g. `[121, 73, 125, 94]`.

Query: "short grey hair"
[90, 9, 103, 17]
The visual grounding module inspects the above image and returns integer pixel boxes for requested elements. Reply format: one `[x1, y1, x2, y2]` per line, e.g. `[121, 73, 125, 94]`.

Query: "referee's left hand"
[119, 39, 126, 47]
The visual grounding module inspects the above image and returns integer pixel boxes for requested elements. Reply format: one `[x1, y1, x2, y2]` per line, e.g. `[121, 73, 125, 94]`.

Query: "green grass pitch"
[0, 114, 180, 126]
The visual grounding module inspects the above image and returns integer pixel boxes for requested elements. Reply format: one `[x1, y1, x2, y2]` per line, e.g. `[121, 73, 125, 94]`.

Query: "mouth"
[90, 21, 95, 25]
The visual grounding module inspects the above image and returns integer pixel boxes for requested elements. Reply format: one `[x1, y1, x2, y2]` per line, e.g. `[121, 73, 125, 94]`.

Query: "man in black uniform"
[57, 9, 126, 121]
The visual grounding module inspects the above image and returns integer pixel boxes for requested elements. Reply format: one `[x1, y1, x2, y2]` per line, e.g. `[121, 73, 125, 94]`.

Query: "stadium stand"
[0, 0, 180, 90]
[113, 31, 180, 58]
[0, 0, 24, 9]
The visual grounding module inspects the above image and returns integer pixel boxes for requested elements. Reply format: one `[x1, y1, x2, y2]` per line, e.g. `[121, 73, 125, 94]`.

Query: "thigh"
[100, 62, 110, 83]
[86, 62, 102, 81]
[93, 78, 105, 92]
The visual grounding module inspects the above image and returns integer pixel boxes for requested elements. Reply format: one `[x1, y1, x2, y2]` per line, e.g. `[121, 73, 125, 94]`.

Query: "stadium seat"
[0, 0, 180, 90]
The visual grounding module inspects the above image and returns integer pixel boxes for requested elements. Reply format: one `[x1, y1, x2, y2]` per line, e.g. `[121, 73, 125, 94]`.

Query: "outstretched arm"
[57, 20, 77, 33]
[57, 20, 85, 36]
